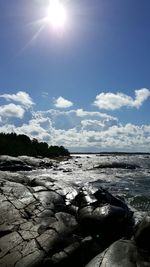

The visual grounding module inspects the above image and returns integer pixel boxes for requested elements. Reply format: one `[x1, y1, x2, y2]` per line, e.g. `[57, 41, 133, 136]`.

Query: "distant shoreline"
[71, 152, 150, 155]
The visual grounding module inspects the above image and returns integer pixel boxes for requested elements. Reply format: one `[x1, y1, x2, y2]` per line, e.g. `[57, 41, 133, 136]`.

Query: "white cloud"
[93, 88, 150, 110]
[0, 104, 25, 119]
[0, 108, 150, 152]
[75, 109, 116, 120]
[0, 88, 149, 152]
[54, 96, 73, 108]
[1, 120, 150, 152]
[32, 109, 118, 130]
[0, 91, 34, 108]
[133, 89, 150, 108]
[81, 120, 105, 130]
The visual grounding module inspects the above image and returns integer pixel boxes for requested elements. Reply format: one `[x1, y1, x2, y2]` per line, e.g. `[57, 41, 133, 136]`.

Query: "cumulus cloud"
[54, 96, 73, 108]
[0, 104, 25, 119]
[134, 89, 150, 108]
[0, 115, 53, 142]
[1, 120, 150, 152]
[0, 91, 34, 108]
[0, 108, 149, 152]
[93, 88, 150, 110]
[33, 109, 118, 130]
[81, 120, 109, 131]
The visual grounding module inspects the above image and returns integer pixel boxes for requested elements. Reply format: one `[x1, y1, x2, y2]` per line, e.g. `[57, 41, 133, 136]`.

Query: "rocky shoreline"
[0, 156, 150, 267]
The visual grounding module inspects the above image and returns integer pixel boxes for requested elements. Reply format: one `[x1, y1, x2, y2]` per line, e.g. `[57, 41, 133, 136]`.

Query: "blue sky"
[0, 0, 150, 152]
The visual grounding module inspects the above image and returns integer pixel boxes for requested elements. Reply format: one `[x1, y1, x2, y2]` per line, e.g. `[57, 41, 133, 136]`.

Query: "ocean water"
[26, 154, 150, 214]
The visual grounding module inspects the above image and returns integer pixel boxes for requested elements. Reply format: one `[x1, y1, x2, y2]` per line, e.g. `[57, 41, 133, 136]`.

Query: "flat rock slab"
[0, 155, 54, 172]
[0, 164, 79, 267]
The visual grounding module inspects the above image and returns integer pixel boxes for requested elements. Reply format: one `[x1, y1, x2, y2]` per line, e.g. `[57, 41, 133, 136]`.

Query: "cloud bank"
[0, 90, 150, 152]
[0, 107, 150, 152]
[94, 88, 150, 110]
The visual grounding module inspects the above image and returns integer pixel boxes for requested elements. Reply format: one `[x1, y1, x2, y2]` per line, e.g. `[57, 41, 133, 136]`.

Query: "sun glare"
[47, 0, 67, 29]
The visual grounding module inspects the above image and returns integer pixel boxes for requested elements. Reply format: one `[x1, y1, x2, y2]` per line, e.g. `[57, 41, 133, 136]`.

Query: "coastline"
[0, 154, 150, 266]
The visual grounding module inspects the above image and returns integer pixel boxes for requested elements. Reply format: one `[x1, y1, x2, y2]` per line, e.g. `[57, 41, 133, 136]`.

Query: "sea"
[26, 153, 150, 216]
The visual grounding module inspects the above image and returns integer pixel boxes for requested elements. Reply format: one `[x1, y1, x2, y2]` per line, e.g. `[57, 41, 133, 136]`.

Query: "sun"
[47, 0, 67, 29]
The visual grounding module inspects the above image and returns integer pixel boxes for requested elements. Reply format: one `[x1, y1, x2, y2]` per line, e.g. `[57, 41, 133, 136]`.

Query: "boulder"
[75, 189, 133, 241]
[85, 216, 150, 267]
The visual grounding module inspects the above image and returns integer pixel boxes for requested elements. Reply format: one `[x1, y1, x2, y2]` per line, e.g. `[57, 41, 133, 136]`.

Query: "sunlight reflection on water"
[26, 154, 150, 212]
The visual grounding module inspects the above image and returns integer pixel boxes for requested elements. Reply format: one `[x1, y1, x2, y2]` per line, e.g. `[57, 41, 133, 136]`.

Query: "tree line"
[0, 133, 70, 157]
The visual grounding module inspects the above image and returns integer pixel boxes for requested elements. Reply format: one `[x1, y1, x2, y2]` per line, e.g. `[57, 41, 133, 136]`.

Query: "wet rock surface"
[0, 155, 149, 267]
[0, 155, 54, 172]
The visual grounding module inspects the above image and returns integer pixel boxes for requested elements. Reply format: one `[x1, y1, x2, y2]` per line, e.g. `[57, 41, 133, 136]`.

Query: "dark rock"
[0, 156, 32, 171]
[94, 187, 130, 211]
[78, 204, 132, 238]
[85, 239, 150, 267]
[134, 216, 150, 251]
[15, 250, 45, 267]
[0, 155, 148, 267]
[74, 188, 134, 247]
[36, 229, 60, 253]
[64, 204, 78, 216]
[0, 231, 23, 258]
[74, 189, 97, 207]
[50, 241, 81, 266]
[34, 191, 65, 211]
[19, 156, 54, 169]
[0, 155, 54, 172]
[85, 216, 150, 267]
[37, 211, 56, 234]
[92, 162, 140, 169]
[54, 212, 78, 234]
